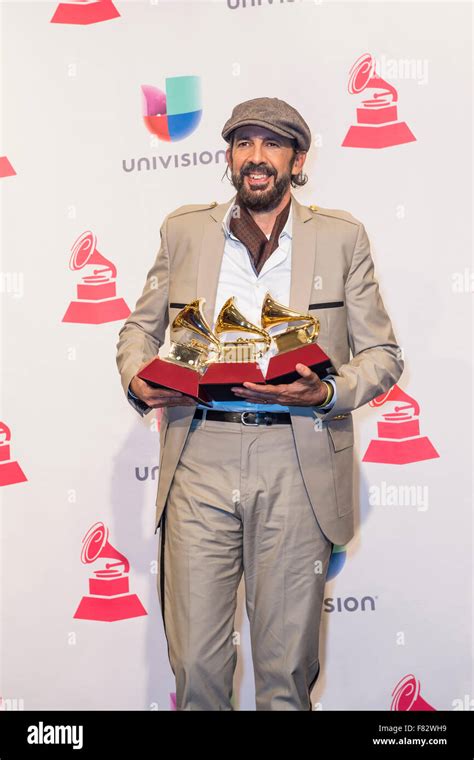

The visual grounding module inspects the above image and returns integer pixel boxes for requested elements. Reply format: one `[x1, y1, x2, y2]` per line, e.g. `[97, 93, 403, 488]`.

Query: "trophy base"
[138, 356, 212, 405]
[363, 436, 439, 465]
[73, 593, 147, 622]
[51, 0, 120, 25]
[0, 461, 27, 486]
[62, 298, 130, 324]
[265, 342, 333, 385]
[342, 122, 416, 149]
[200, 362, 265, 401]
[0, 156, 16, 178]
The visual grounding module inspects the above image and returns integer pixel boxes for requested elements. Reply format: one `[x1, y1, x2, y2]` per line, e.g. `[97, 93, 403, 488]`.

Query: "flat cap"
[221, 97, 311, 152]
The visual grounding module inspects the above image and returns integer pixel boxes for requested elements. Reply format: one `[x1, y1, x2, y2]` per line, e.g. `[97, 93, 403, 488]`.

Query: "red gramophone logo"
[74, 521, 147, 622]
[62, 231, 130, 324]
[342, 53, 416, 149]
[363, 385, 439, 465]
[391, 674, 436, 711]
[0, 422, 27, 487]
[0, 157, 16, 179]
[51, 0, 120, 25]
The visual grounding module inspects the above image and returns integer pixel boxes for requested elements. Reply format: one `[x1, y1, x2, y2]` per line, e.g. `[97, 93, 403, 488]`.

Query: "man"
[116, 97, 404, 711]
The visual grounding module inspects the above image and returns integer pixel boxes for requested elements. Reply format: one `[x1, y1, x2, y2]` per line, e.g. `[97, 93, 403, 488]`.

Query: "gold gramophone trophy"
[259, 292, 333, 385]
[199, 297, 273, 400]
[137, 298, 219, 405]
[137, 293, 333, 404]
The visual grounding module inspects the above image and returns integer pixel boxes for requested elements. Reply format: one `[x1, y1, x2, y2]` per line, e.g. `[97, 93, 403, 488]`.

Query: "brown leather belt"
[193, 408, 292, 426]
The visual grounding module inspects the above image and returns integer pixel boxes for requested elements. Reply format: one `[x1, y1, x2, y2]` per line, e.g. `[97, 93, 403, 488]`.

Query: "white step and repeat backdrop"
[1, 0, 472, 711]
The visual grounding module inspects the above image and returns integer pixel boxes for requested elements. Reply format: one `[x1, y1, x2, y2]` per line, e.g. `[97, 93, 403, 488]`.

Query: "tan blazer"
[116, 194, 404, 545]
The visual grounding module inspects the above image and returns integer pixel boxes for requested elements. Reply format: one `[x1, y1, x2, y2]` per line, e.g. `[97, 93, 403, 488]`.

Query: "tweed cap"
[221, 97, 311, 152]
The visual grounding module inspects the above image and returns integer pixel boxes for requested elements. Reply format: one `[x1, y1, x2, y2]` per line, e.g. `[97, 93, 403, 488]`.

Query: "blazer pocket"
[327, 414, 354, 451]
[308, 301, 344, 310]
[169, 301, 187, 309]
[327, 421, 354, 517]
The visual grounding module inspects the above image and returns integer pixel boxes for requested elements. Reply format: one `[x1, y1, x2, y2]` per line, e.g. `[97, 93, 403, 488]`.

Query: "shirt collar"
[222, 195, 293, 242]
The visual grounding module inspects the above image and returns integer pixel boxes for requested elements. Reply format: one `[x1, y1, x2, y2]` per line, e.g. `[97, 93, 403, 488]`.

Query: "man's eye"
[236, 140, 279, 147]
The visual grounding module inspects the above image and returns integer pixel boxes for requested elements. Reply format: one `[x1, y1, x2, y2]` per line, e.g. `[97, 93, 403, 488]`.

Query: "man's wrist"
[128, 385, 140, 401]
[313, 377, 337, 411]
[317, 381, 334, 407]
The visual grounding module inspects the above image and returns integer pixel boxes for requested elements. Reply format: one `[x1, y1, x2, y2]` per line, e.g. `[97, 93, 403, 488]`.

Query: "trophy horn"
[348, 53, 398, 103]
[80, 521, 129, 574]
[69, 231, 117, 279]
[369, 383, 420, 416]
[172, 297, 220, 348]
[261, 291, 319, 341]
[391, 674, 435, 712]
[215, 297, 271, 346]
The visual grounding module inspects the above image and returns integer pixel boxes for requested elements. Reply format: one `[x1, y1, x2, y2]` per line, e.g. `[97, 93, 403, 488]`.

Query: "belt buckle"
[241, 411, 259, 426]
[240, 411, 274, 426]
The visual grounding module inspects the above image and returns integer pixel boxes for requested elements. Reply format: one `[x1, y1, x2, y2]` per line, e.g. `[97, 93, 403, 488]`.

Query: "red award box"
[198, 362, 266, 402]
[137, 356, 212, 406]
[199, 343, 334, 401]
[265, 342, 333, 385]
[138, 344, 334, 404]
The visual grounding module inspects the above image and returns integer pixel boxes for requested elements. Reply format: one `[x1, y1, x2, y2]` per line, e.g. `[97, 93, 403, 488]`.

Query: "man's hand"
[231, 362, 330, 406]
[130, 372, 197, 409]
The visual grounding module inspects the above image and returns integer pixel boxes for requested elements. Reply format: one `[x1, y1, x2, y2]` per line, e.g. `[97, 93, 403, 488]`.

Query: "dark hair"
[222, 133, 308, 188]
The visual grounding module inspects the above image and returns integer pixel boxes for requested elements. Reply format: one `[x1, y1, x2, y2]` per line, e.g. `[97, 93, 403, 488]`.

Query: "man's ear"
[292, 150, 307, 175]
[225, 146, 232, 168]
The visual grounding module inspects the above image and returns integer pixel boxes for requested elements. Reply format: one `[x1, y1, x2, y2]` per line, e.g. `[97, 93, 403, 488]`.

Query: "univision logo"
[135, 466, 159, 481]
[142, 75, 202, 142]
[324, 595, 377, 613]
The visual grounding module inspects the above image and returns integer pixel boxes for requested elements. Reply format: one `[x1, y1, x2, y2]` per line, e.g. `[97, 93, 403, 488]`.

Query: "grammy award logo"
[342, 53, 416, 149]
[0, 157, 16, 179]
[0, 422, 27, 487]
[363, 385, 439, 465]
[74, 521, 147, 622]
[391, 674, 436, 711]
[62, 231, 130, 324]
[50, 0, 120, 25]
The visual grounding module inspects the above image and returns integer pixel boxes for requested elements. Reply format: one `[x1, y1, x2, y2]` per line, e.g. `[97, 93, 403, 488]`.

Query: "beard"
[230, 160, 294, 212]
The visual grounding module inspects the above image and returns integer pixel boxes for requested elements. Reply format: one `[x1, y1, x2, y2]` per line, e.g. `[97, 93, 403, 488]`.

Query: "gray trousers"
[157, 414, 333, 711]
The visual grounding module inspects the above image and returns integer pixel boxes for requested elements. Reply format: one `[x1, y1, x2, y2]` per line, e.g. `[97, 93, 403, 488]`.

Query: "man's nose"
[248, 140, 265, 164]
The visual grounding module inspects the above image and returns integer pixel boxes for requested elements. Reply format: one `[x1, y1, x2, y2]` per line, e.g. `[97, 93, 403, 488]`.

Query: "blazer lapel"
[288, 196, 317, 314]
[195, 196, 235, 326]
[195, 193, 317, 326]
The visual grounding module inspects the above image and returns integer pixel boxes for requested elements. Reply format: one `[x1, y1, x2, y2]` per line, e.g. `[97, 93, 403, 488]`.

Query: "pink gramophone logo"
[363, 385, 439, 465]
[62, 231, 130, 324]
[0, 422, 27, 487]
[51, 0, 120, 25]
[0, 157, 16, 178]
[342, 53, 416, 149]
[391, 674, 436, 711]
[74, 521, 147, 622]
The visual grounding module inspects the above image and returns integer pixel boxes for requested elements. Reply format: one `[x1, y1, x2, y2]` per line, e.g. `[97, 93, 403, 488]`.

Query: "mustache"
[240, 164, 276, 177]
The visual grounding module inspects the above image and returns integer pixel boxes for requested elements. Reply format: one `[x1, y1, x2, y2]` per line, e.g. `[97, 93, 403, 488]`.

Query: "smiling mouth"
[245, 173, 273, 186]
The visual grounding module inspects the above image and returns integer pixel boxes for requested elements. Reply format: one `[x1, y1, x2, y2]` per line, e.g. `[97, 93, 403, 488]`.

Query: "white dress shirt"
[195, 198, 337, 413]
